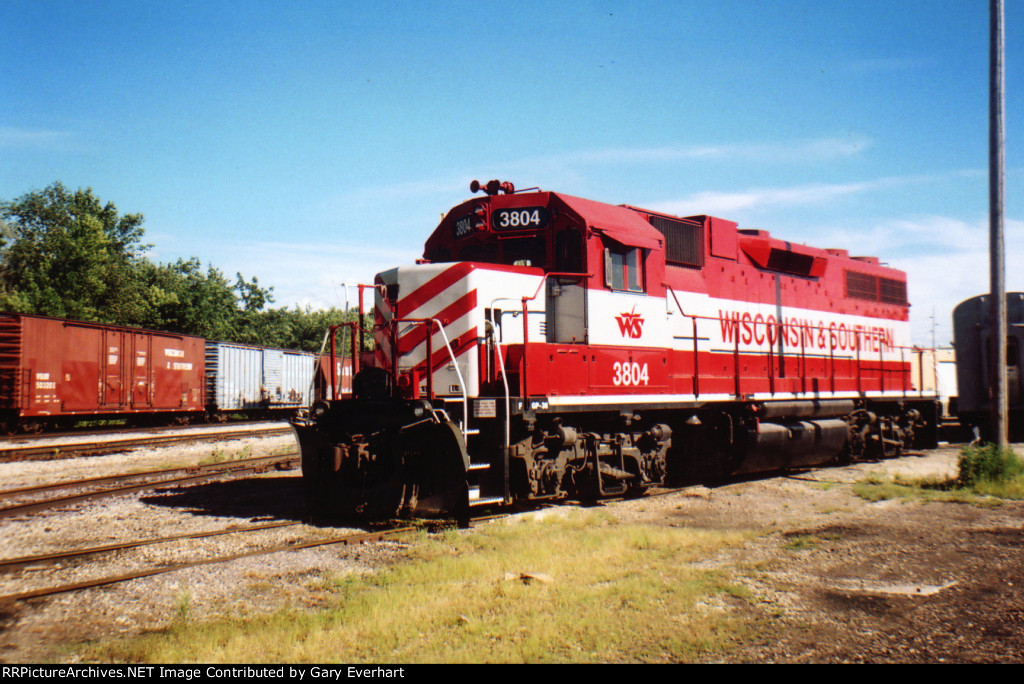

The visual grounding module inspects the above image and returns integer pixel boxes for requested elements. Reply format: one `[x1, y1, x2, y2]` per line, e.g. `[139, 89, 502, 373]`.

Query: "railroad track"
[0, 424, 293, 461]
[0, 472, 846, 605]
[0, 522, 420, 603]
[0, 453, 300, 519]
[0, 520, 302, 571]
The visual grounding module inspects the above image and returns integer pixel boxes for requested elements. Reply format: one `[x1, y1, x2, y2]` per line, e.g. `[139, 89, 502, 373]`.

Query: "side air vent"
[648, 215, 703, 268]
[846, 270, 907, 306]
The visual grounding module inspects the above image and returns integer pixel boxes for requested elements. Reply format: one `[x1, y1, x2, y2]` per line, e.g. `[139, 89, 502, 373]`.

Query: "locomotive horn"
[470, 179, 515, 196]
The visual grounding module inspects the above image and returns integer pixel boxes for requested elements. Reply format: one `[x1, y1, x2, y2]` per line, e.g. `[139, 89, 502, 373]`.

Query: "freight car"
[205, 341, 316, 420]
[0, 312, 317, 432]
[952, 292, 1024, 439]
[292, 181, 940, 519]
[0, 312, 206, 432]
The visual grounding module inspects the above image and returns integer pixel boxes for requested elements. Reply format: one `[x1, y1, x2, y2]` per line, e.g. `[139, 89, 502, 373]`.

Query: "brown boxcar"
[313, 355, 354, 402]
[0, 313, 206, 432]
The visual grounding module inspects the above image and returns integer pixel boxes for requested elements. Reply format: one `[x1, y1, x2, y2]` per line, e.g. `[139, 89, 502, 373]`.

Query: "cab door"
[546, 230, 587, 344]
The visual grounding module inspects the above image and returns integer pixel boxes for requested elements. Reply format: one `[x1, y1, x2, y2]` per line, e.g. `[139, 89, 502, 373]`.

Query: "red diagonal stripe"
[396, 263, 477, 318]
[397, 290, 477, 356]
[415, 329, 480, 377]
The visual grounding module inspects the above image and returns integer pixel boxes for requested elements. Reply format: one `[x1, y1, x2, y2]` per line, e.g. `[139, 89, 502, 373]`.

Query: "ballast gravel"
[0, 431, 409, 663]
[1, 436, 1022, 663]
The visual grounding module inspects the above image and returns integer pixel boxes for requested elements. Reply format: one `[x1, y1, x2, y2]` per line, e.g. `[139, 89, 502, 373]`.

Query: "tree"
[133, 258, 238, 339]
[0, 182, 149, 323]
[0, 182, 358, 352]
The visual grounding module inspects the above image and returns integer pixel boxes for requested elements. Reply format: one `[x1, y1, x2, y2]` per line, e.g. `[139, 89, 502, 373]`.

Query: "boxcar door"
[131, 333, 153, 408]
[262, 348, 284, 404]
[1008, 336, 1021, 406]
[101, 329, 126, 408]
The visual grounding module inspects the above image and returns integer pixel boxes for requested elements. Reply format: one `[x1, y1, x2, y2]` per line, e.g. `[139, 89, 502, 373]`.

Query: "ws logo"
[614, 306, 644, 339]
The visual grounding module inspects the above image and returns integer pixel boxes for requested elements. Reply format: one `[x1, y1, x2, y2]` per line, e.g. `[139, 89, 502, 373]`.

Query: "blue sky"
[2, 1, 1021, 346]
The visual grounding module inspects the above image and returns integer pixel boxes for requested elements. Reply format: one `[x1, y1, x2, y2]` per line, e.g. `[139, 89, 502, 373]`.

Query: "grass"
[173, 583, 192, 625]
[854, 443, 1024, 504]
[79, 510, 758, 664]
[782, 534, 822, 551]
[198, 444, 253, 466]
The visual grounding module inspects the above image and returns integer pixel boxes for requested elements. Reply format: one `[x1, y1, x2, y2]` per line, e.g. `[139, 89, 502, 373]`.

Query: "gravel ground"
[1, 437, 1022, 663]
[0, 432, 408, 664]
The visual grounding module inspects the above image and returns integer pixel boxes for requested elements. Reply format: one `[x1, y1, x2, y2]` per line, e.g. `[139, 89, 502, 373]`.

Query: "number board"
[453, 214, 475, 240]
[491, 207, 551, 232]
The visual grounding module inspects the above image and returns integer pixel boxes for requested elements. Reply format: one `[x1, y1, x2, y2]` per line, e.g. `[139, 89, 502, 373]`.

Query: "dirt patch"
[611, 445, 1024, 663]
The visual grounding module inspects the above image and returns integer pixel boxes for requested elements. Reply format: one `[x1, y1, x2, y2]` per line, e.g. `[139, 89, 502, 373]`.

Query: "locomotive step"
[468, 486, 504, 507]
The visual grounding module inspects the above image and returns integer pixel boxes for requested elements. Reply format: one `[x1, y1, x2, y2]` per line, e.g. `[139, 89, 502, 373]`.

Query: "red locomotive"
[292, 181, 939, 518]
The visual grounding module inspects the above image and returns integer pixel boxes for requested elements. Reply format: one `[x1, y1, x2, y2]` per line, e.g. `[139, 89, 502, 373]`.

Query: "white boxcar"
[205, 342, 315, 414]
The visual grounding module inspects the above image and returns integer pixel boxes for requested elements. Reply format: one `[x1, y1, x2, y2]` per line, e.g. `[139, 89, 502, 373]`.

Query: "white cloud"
[308, 136, 878, 230]
[563, 137, 873, 165]
[645, 178, 896, 216]
[0, 125, 72, 150]
[825, 215, 1024, 346]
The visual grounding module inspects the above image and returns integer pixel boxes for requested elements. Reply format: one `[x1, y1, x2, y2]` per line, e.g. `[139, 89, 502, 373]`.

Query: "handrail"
[664, 286, 701, 397]
[488, 299, 520, 448]
[430, 317, 470, 434]
[388, 316, 470, 434]
[662, 286, 930, 397]
[327, 321, 359, 401]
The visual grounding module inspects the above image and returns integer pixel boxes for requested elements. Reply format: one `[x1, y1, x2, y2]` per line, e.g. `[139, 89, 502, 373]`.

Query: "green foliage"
[173, 583, 193, 624]
[0, 182, 363, 351]
[782, 535, 819, 551]
[0, 182, 149, 323]
[956, 444, 1024, 488]
[854, 445, 1024, 503]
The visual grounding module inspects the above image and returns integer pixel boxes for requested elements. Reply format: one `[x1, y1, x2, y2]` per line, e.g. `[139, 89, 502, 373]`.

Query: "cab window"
[604, 246, 644, 292]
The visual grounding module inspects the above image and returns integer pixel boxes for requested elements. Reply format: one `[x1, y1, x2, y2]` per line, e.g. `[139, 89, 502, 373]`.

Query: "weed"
[854, 443, 1024, 503]
[956, 444, 1024, 488]
[719, 583, 754, 601]
[200, 444, 253, 466]
[201, 449, 227, 465]
[80, 511, 755, 663]
[783, 535, 818, 551]
[173, 583, 192, 625]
